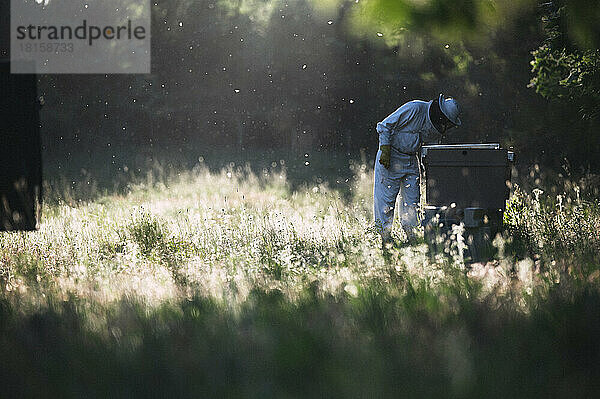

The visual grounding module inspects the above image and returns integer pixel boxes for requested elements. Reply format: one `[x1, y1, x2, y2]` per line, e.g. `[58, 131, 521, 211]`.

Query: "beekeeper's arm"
[376, 103, 417, 169]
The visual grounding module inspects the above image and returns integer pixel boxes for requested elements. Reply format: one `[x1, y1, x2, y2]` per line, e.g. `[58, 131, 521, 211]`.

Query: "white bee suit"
[373, 100, 441, 240]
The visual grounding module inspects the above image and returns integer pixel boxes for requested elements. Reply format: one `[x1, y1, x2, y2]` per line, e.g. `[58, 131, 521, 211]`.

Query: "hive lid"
[422, 143, 501, 157]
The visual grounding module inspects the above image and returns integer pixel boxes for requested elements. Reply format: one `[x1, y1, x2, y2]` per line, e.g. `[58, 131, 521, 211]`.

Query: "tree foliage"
[530, 1, 600, 120]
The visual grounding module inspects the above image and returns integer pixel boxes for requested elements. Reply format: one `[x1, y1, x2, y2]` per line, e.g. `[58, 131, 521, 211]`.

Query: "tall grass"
[1, 161, 599, 397]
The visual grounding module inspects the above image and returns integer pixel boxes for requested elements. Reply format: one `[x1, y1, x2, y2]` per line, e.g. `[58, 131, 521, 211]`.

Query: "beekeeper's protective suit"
[374, 94, 461, 243]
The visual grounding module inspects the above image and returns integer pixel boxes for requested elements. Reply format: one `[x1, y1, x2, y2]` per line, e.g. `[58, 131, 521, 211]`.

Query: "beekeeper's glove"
[379, 145, 391, 169]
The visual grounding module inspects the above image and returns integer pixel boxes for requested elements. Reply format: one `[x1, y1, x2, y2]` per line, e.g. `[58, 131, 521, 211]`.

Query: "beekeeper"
[374, 94, 461, 244]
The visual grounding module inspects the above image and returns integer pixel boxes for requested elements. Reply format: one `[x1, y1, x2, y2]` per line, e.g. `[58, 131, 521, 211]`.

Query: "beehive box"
[421, 144, 512, 211]
[421, 144, 513, 262]
[0, 60, 42, 231]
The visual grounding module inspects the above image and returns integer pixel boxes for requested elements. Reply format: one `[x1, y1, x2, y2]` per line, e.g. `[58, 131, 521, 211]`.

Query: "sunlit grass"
[2, 164, 384, 303]
[2, 163, 599, 306]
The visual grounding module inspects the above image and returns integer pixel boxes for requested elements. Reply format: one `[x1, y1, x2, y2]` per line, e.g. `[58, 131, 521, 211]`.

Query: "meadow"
[1, 158, 600, 398]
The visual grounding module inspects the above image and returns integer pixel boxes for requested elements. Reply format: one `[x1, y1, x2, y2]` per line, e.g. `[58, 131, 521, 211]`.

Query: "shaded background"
[1, 0, 599, 194]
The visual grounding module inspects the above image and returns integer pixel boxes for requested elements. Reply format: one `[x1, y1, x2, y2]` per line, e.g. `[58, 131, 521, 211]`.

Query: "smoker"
[0, 60, 42, 231]
[421, 144, 514, 262]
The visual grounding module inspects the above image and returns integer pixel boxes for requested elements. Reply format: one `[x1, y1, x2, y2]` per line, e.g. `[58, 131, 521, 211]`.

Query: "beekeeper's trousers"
[373, 148, 420, 241]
